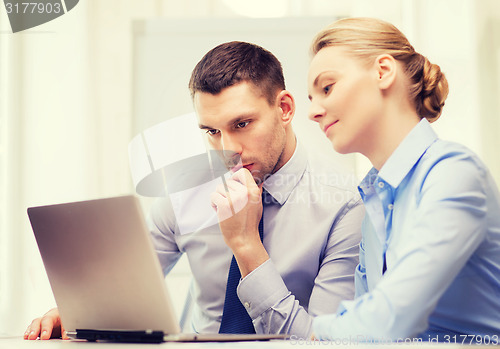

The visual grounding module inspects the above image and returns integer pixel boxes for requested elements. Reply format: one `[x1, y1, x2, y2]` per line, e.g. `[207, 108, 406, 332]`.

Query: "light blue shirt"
[150, 141, 364, 337]
[313, 119, 500, 342]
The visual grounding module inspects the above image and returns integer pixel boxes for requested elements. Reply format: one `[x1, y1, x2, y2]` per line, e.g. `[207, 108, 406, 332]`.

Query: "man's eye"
[206, 129, 220, 136]
[236, 121, 249, 129]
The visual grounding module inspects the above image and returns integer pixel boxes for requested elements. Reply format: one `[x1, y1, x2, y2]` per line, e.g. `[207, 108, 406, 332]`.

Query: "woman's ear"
[375, 54, 397, 90]
[276, 90, 295, 126]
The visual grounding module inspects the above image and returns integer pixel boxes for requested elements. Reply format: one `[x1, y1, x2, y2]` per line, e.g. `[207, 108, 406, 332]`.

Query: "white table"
[0, 336, 484, 349]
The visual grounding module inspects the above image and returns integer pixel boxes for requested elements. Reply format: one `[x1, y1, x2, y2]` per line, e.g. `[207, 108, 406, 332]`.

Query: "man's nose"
[221, 134, 242, 155]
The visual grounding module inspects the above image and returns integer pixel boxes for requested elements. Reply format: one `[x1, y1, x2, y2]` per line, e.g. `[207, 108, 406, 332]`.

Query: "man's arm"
[210, 169, 268, 277]
[354, 220, 369, 298]
[149, 197, 184, 275]
[238, 199, 364, 338]
[211, 168, 364, 337]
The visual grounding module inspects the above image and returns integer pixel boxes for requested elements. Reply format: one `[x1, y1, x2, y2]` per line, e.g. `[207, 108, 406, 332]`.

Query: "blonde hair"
[311, 17, 449, 122]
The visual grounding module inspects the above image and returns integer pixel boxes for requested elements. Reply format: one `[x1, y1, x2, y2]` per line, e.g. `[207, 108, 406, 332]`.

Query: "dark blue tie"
[219, 196, 265, 334]
[382, 253, 387, 274]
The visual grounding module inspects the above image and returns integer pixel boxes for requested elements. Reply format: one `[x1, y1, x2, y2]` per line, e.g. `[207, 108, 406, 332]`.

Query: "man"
[25, 41, 363, 340]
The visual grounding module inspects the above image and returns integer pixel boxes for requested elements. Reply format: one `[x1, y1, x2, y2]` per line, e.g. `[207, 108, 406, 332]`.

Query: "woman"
[307, 17, 500, 342]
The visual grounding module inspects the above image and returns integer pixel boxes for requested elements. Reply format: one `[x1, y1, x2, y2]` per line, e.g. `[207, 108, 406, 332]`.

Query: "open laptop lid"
[27, 195, 181, 336]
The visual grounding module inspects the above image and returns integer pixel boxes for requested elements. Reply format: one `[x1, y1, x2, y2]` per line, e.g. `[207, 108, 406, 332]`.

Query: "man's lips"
[323, 120, 338, 134]
[230, 163, 253, 172]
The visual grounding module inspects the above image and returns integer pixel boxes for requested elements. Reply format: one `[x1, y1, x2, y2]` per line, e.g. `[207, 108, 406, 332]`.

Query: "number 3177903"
[5, 2, 62, 14]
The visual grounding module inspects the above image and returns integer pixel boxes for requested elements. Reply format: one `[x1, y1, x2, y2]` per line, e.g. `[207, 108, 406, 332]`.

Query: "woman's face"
[307, 46, 383, 155]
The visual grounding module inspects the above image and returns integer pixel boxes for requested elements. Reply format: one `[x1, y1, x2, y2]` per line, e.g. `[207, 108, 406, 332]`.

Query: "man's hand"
[24, 308, 69, 340]
[211, 168, 269, 277]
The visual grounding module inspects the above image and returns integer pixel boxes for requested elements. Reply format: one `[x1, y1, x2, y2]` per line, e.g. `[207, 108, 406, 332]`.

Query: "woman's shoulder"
[422, 138, 487, 173]
[413, 139, 491, 198]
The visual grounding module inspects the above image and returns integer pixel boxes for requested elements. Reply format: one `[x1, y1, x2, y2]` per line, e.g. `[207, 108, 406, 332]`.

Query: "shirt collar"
[360, 118, 438, 192]
[263, 138, 307, 206]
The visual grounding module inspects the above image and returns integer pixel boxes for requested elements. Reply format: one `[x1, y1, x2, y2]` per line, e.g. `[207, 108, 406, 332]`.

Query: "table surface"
[0, 336, 485, 349]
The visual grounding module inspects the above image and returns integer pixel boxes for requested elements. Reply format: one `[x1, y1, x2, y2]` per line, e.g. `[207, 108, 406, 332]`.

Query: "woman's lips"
[323, 120, 338, 134]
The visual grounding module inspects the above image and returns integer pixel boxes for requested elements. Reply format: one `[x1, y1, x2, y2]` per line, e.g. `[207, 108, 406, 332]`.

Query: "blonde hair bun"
[420, 58, 449, 122]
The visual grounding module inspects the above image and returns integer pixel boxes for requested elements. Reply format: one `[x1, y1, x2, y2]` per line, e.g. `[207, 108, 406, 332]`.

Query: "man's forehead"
[194, 86, 270, 129]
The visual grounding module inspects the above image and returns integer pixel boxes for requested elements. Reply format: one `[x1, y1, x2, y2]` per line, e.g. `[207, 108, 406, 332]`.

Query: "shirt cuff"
[237, 259, 290, 319]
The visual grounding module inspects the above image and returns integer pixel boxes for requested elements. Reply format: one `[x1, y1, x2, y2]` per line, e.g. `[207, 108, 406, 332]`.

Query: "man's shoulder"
[149, 197, 177, 227]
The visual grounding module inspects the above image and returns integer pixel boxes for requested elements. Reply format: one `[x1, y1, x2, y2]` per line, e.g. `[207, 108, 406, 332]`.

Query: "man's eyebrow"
[198, 124, 213, 130]
[198, 114, 255, 130]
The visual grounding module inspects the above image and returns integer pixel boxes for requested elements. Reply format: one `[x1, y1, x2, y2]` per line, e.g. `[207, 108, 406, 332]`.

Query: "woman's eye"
[206, 129, 220, 136]
[323, 84, 333, 94]
[236, 121, 249, 129]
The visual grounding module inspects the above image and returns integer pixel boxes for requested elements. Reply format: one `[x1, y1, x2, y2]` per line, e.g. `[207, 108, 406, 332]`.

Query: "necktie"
[218, 193, 265, 334]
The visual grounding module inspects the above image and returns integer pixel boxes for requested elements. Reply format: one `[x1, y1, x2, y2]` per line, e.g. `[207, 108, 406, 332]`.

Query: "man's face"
[195, 81, 287, 184]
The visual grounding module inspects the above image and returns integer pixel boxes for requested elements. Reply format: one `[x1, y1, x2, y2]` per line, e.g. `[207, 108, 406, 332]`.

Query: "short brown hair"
[189, 41, 286, 105]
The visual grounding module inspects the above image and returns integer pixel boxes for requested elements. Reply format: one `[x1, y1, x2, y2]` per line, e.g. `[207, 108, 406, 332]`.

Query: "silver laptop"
[27, 195, 287, 343]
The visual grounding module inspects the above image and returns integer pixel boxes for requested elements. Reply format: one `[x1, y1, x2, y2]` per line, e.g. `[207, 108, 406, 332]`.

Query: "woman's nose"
[308, 101, 326, 122]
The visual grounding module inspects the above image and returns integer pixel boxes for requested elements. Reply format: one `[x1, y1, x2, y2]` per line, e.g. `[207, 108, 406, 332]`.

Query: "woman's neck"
[364, 107, 421, 171]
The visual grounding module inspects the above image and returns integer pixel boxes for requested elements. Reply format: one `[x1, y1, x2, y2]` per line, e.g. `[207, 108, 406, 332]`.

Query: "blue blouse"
[313, 118, 500, 342]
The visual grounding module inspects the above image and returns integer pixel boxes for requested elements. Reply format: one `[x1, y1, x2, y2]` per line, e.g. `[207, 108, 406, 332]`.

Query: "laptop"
[27, 195, 288, 343]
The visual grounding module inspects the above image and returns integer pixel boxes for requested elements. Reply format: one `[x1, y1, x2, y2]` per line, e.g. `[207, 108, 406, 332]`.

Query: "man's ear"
[276, 90, 295, 126]
[375, 54, 397, 90]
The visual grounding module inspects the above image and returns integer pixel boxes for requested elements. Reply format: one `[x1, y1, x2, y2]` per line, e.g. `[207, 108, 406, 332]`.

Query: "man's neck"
[272, 130, 297, 174]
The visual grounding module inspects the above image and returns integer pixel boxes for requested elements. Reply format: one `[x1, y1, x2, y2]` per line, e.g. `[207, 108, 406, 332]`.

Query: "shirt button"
[388, 204, 394, 210]
[378, 182, 385, 188]
[244, 302, 251, 309]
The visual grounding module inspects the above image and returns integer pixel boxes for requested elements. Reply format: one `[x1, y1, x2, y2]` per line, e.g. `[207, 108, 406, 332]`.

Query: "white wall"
[1, 4, 95, 335]
[1, 0, 499, 336]
[475, 0, 500, 188]
[0, 0, 159, 335]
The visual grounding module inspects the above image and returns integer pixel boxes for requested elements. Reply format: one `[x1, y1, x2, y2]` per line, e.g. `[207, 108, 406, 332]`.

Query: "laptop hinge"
[75, 329, 165, 343]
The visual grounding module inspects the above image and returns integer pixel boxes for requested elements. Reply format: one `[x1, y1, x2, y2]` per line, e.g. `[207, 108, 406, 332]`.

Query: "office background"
[1, 0, 499, 336]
